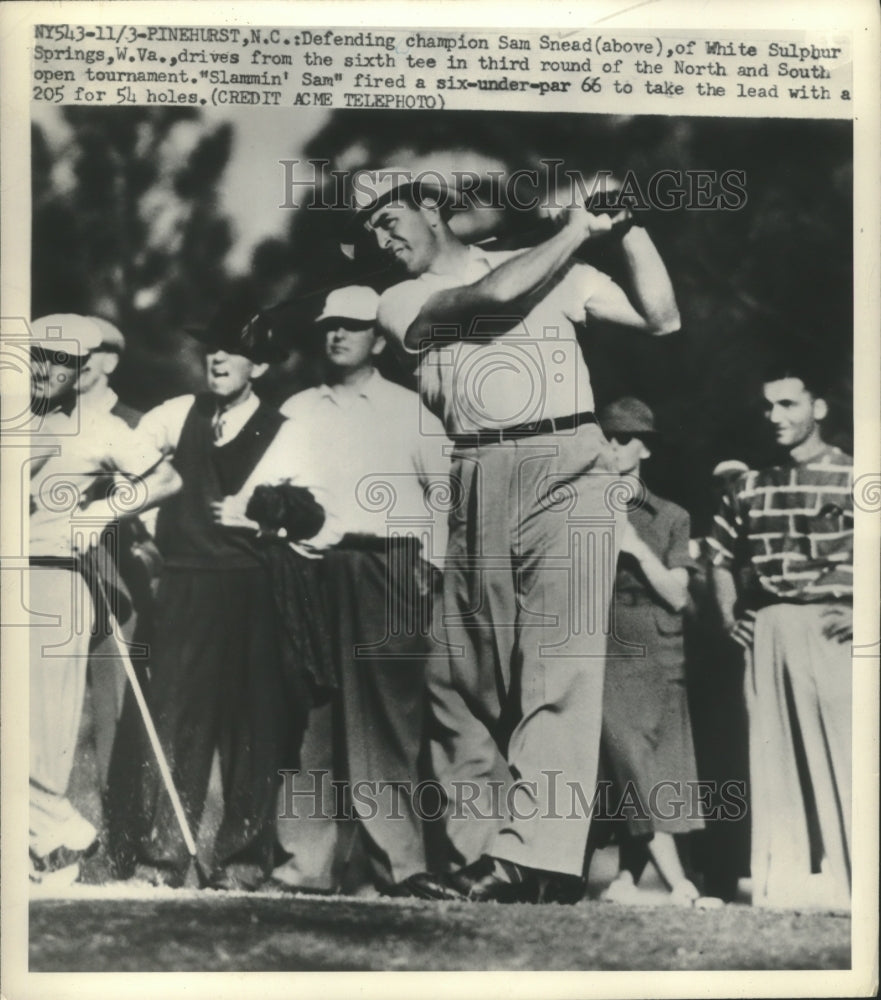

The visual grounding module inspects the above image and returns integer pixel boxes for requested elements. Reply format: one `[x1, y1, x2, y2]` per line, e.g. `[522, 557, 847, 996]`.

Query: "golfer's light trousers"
[439, 423, 622, 876]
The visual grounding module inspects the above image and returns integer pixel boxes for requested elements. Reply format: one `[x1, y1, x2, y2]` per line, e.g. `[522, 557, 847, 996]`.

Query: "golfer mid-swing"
[353, 168, 681, 903]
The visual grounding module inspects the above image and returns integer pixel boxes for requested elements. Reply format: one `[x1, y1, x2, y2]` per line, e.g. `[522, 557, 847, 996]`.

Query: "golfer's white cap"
[351, 166, 452, 215]
[315, 286, 379, 326]
[30, 314, 102, 357]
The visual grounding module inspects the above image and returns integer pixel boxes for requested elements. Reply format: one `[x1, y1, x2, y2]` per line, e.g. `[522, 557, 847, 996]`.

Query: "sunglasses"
[608, 433, 644, 446]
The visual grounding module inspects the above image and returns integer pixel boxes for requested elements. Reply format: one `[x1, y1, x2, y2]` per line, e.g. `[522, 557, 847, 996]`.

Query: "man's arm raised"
[587, 223, 681, 335]
[398, 206, 619, 351]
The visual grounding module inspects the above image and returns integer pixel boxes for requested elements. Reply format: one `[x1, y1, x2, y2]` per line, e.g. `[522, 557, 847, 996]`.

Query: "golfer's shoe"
[461, 857, 583, 904]
[406, 856, 584, 905]
[378, 879, 422, 899]
[29, 799, 98, 859]
[29, 857, 80, 890]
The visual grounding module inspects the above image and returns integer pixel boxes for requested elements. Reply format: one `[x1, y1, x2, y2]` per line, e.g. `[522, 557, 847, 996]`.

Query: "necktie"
[213, 411, 226, 443]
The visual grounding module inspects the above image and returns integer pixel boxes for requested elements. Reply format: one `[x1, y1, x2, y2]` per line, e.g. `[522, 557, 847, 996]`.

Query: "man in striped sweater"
[708, 366, 852, 909]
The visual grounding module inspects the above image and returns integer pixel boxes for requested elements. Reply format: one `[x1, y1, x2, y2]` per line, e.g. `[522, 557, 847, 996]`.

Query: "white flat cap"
[30, 314, 102, 356]
[315, 286, 380, 326]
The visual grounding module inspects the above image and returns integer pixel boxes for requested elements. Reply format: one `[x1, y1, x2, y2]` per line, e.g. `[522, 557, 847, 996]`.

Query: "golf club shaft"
[95, 573, 199, 859]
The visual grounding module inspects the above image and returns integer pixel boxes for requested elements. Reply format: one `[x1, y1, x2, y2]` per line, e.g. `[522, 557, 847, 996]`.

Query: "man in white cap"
[73, 317, 139, 426]
[71, 317, 157, 786]
[350, 167, 681, 902]
[27, 314, 181, 887]
[228, 286, 450, 895]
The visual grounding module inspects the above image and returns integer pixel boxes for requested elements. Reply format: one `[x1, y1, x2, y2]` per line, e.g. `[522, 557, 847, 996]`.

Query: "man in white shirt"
[74, 317, 140, 427]
[237, 286, 450, 895]
[28, 314, 180, 887]
[72, 317, 157, 786]
[353, 168, 681, 902]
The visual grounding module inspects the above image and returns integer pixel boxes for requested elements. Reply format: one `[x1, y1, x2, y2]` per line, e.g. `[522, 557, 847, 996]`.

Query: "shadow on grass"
[30, 894, 850, 972]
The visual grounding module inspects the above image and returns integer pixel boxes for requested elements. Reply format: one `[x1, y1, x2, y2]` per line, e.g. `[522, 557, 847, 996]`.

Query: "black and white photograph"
[1, 2, 878, 997]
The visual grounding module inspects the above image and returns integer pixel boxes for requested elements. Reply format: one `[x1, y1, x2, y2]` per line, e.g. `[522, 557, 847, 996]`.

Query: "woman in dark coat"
[597, 398, 708, 906]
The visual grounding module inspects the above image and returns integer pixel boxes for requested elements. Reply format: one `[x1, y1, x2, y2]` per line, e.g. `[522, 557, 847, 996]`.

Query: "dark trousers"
[685, 625, 751, 899]
[130, 567, 290, 881]
[324, 545, 433, 886]
[276, 545, 432, 889]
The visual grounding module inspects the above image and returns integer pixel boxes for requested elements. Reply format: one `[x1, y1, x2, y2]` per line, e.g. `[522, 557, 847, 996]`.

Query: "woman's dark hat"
[599, 397, 660, 438]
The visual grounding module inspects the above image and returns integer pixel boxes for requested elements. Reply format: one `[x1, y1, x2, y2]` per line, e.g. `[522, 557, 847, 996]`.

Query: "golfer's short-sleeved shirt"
[377, 246, 617, 435]
[30, 404, 163, 558]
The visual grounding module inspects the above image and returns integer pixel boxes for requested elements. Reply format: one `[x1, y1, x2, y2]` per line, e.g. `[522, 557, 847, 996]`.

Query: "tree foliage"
[32, 108, 236, 408]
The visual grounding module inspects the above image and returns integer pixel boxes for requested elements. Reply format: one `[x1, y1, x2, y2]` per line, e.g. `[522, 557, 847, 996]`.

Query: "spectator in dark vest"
[115, 293, 317, 890]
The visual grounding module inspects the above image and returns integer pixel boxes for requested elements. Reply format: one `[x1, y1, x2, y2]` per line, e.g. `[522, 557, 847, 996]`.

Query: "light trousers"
[439, 424, 622, 876]
[746, 602, 851, 908]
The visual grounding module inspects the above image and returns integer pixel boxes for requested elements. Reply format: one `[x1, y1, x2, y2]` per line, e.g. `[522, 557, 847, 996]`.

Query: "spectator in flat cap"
[228, 284, 450, 896]
[65, 316, 160, 788]
[108, 293, 305, 891]
[27, 314, 181, 889]
[593, 397, 712, 907]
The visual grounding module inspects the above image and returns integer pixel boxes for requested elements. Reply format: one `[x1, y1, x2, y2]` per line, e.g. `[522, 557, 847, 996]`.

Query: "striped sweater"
[707, 444, 853, 644]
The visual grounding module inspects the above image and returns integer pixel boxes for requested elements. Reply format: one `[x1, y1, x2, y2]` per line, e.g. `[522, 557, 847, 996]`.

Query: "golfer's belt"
[450, 411, 598, 449]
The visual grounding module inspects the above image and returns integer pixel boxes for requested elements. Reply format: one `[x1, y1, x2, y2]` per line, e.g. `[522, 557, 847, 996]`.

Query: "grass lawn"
[26, 677, 851, 975]
[30, 889, 850, 972]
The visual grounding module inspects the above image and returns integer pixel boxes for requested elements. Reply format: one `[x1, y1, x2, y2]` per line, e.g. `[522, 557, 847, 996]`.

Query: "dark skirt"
[600, 598, 703, 839]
